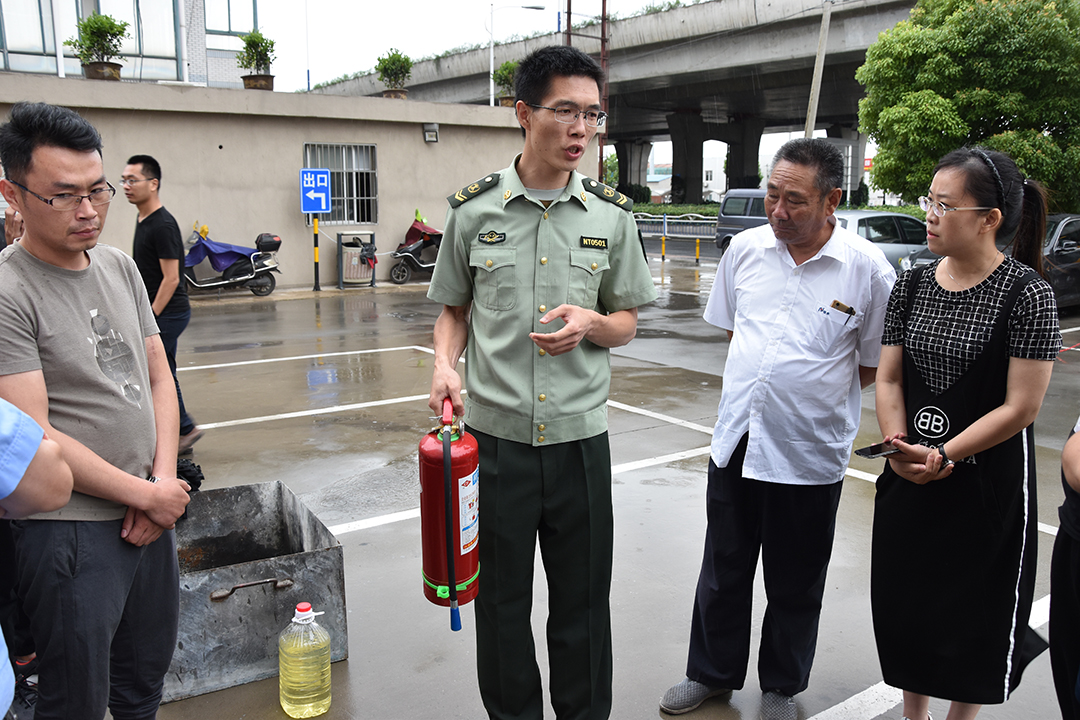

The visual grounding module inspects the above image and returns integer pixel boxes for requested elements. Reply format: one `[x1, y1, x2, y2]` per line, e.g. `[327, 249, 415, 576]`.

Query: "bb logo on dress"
[914, 406, 950, 439]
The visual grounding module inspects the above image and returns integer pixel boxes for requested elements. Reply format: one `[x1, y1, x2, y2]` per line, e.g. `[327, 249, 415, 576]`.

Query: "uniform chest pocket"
[568, 250, 609, 307]
[471, 247, 517, 311]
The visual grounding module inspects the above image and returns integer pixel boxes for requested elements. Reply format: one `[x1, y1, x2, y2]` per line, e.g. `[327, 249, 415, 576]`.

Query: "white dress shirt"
[704, 218, 896, 485]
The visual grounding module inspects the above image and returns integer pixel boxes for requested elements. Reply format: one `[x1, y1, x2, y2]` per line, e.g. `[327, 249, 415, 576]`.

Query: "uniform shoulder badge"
[582, 178, 633, 212]
[447, 174, 501, 208]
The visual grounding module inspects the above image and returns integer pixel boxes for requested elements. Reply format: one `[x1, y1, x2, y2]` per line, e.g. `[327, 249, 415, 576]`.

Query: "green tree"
[603, 152, 619, 186]
[856, 0, 1080, 212]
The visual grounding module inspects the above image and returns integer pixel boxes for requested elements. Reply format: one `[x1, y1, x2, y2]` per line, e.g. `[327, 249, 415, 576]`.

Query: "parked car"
[899, 213, 1080, 308]
[833, 209, 928, 270]
[714, 188, 768, 250]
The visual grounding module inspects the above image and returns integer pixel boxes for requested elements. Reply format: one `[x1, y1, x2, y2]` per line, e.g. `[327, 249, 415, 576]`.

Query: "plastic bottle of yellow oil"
[278, 602, 331, 718]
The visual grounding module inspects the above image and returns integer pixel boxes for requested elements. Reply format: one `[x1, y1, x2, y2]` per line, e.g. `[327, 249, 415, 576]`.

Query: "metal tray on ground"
[163, 481, 348, 702]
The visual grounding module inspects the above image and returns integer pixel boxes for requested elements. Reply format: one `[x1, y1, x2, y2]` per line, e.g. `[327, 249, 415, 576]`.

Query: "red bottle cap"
[296, 602, 312, 613]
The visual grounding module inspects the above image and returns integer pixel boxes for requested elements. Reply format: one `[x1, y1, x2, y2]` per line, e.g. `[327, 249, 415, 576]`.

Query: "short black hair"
[515, 45, 604, 106]
[0, 102, 102, 184]
[772, 138, 844, 198]
[127, 154, 161, 185]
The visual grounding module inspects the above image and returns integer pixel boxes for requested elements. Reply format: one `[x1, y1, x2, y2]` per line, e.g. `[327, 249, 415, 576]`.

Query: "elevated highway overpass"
[314, 0, 916, 200]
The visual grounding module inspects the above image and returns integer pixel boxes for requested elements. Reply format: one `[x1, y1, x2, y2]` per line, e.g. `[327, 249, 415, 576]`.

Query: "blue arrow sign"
[300, 168, 331, 213]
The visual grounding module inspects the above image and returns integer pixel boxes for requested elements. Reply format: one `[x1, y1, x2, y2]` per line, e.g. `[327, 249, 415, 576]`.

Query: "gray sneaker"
[760, 690, 797, 720]
[659, 678, 731, 715]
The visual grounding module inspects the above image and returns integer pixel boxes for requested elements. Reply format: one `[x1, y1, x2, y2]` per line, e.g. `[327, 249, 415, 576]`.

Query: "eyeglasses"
[119, 177, 153, 187]
[918, 196, 993, 218]
[526, 104, 608, 128]
[9, 179, 116, 211]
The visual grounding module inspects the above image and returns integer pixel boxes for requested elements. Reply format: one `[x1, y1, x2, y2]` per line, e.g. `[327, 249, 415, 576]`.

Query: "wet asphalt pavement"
[155, 246, 1077, 720]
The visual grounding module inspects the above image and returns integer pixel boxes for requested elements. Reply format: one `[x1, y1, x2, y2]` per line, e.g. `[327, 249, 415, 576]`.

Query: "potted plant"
[236, 29, 276, 90]
[493, 60, 517, 107]
[376, 48, 412, 99]
[64, 13, 130, 81]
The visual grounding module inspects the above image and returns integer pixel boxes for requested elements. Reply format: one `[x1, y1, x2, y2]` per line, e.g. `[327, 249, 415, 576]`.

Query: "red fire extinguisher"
[419, 398, 479, 631]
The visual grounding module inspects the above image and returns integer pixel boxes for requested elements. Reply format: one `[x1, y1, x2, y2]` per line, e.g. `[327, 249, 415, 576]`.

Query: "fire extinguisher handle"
[450, 606, 461, 632]
[441, 397, 453, 426]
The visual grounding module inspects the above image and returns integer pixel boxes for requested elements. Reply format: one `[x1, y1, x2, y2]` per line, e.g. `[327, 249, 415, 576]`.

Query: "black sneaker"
[9, 668, 37, 720]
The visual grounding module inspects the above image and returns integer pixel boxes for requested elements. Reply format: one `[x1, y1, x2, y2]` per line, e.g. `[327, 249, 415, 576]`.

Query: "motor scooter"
[184, 223, 281, 296]
[390, 212, 443, 284]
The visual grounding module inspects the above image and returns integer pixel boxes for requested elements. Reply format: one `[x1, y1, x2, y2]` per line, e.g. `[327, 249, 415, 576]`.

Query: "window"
[722, 197, 749, 216]
[859, 216, 900, 244]
[896, 216, 928, 244]
[204, 0, 256, 34]
[0, 0, 178, 78]
[303, 143, 378, 225]
[705, 170, 713, 182]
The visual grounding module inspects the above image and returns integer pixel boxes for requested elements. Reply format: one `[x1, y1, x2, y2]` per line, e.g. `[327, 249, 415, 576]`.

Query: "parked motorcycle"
[390, 212, 443, 284]
[184, 223, 281, 296]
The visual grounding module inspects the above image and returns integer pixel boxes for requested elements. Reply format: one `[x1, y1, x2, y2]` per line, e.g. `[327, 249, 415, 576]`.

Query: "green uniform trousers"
[472, 428, 613, 720]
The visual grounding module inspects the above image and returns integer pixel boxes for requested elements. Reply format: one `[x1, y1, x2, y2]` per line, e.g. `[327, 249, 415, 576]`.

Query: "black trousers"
[686, 435, 843, 696]
[471, 429, 613, 720]
[1051, 527, 1080, 720]
[0, 520, 33, 661]
[11, 519, 179, 720]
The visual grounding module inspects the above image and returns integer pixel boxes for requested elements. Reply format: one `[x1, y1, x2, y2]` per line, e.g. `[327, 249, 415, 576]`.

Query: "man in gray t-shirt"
[0, 102, 190, 719]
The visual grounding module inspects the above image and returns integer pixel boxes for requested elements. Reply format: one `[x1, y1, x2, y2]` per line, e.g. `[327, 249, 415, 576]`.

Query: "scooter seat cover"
[186, 237, 257, 271]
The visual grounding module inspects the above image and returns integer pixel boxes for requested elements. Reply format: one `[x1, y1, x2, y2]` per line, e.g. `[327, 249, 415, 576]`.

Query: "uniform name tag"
[580, 236, 608, 250]
[478, 231, 506, 244]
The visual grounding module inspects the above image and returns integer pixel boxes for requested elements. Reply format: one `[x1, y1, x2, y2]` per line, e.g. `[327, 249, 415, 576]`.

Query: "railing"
[633, 212, 716, 240]
[633, 212, 717, 262]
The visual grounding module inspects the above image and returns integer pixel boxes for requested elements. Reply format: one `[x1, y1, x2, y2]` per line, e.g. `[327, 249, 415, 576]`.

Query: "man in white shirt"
[661, 139, 896, 720]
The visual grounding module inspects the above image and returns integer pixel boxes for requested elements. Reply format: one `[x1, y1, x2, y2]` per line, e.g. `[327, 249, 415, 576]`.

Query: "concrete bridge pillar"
[827, 124, 868, 186]
[614, 139, 653, 189]
[667, 111, 705, 204]
[722, 118, 766, 189]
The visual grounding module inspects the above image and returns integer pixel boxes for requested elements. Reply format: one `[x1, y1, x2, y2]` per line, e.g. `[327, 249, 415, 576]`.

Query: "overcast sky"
[251, 1, 869, 169]
[257, 0, 647, 94]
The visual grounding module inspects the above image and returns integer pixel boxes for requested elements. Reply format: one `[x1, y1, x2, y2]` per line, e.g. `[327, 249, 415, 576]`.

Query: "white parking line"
[806, 682, 902, 720]
[327, 508, 420, 537]
[607, 400, 714, 434]
[177, 345, 433, 372]
[199, 393, 430, 429]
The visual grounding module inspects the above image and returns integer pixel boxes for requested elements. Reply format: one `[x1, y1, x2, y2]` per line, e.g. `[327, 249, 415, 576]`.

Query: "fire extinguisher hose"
[442, 398, 462, 632]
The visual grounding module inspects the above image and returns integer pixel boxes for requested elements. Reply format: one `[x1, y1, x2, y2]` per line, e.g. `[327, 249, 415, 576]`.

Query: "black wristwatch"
[936, 443, 955, 468]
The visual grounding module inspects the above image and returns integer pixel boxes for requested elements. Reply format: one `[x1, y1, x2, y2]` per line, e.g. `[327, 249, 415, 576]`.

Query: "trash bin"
[164, 481, 348, 702]
[338, 232, 376, 288]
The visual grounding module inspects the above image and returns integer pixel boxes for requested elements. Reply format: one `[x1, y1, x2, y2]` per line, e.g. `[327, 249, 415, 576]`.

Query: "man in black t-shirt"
[123, 155, 201, 453]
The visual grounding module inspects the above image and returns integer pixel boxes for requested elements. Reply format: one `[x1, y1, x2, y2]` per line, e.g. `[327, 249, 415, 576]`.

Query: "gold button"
[540, 257, 548, 265]
[538, 394, 546, 402]
[538, 435, 545, 443]
[543, 212, 549, 219]
[539, 305, 546, 313]
[485, 259, 493, 268]
[538, 349, 546, 356]
[591, 262, 598, 270]
[538, 424, 545, 432]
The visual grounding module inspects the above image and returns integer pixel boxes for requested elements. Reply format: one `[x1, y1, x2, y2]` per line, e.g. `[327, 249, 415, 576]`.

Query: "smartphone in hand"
[854, 442, 901, 459]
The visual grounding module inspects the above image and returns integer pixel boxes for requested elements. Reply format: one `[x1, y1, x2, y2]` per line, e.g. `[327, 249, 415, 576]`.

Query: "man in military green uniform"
[427, 45, 657, 720]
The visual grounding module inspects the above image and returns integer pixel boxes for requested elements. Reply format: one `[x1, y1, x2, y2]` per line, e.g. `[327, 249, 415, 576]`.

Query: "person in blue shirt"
[0, 398, 72, 715]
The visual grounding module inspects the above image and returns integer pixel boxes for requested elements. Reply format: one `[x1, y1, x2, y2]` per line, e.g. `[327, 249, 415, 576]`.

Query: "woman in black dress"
[872, 147, 1060, 720]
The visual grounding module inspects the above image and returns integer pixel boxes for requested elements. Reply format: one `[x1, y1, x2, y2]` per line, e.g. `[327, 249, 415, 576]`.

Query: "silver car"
[833, 209, 928, 270]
